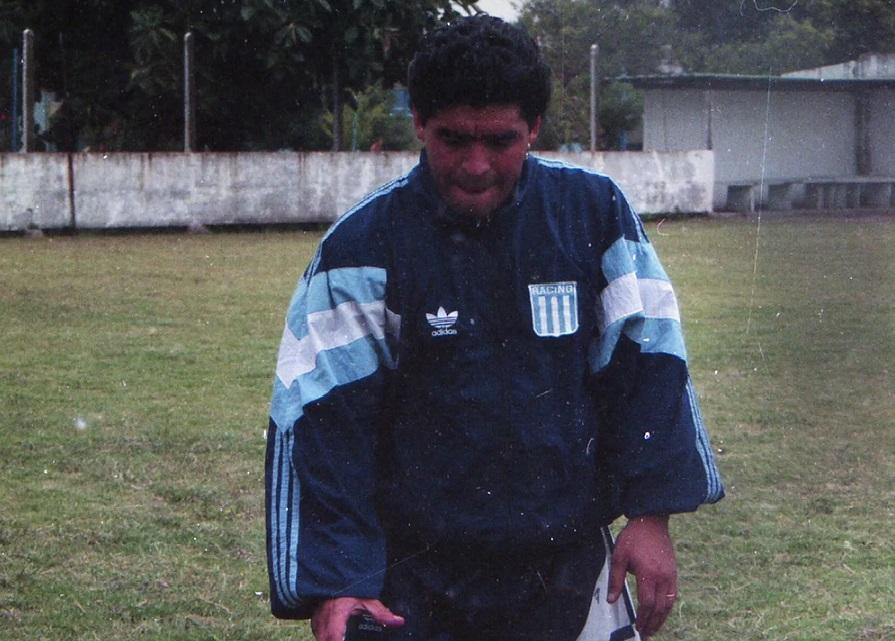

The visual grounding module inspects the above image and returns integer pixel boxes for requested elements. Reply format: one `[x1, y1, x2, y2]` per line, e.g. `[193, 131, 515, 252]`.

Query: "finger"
[316, 610, 349, 641]
[644, 574, 677, 636]
[634, 577, 657, 638]
[651, 587, 677, 637]
[606, 548, 630, 604]
[311, 599, 357, 641]
[361, 600, 405, 627]
[640, 588, 675, 639]
[312, 614, 346, 641]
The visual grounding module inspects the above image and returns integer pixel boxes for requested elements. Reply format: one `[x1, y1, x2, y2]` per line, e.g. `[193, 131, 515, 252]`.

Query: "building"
[625, 53, 895, 210]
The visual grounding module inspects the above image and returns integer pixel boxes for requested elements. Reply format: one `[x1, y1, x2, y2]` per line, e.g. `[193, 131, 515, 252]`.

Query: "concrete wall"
[783, 53, 895, 80]
[0, 153, 71, 229]
[75, 153, 302, 227]
[643, 89, 710, 152]
[0, 149, 713, 231]
[644, 88, 859, 208]
[869, 89, 895, 176]
[541, 150, 714, 214]
[71, 152, 417, 227]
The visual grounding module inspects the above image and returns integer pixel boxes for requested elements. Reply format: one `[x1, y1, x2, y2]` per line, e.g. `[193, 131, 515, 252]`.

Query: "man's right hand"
[311, 597, 405, 641]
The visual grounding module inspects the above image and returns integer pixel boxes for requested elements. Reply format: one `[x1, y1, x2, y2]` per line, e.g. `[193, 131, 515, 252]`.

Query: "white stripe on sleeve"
[276, 300, 387, 388]
[599, 274, 680, 332]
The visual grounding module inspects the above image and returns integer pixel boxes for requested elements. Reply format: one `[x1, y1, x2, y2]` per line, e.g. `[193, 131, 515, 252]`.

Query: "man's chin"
[448, 191, 503, 218]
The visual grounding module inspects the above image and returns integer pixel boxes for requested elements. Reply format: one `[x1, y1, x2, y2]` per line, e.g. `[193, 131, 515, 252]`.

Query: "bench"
[725, 180, 797, 212]
[725, 182, 757, 212]
[804, 177, 894, 210]
[725, 177, 895, 212]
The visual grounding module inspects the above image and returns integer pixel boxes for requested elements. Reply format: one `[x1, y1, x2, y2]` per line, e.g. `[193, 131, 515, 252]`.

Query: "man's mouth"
[456, 182, 494, 195]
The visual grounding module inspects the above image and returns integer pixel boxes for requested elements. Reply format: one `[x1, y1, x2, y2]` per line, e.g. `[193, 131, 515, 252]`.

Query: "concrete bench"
[767, 182, 796, 210]
[725, 180, 795, 211]
[726, 177, 895, 212]
[725, 182, 756, 212]
[862, 182, 893, 208]
[804, 177, 895, 210]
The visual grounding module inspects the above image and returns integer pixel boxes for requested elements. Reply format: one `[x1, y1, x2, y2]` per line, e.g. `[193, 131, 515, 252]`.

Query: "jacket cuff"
[620, 467, 724, 519]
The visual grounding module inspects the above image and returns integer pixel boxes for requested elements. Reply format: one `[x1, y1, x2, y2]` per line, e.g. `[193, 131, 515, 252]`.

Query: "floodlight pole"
[590, 43, 599, 152]
[10, 47, 19, 151]
[184, 31, 196, 152]
[22, 29, 35, 152]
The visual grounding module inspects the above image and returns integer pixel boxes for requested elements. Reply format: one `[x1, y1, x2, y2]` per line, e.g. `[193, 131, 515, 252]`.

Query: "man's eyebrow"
[436, 127, 473, 142]
[483, 131, 521, 145]
[435, 128, 521, 145]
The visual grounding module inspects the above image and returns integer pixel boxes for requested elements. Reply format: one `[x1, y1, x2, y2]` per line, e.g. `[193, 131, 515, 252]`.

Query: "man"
[266, 15, 723, 641]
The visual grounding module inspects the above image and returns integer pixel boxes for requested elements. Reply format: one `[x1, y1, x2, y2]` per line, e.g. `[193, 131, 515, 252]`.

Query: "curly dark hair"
[408, 15, 551, 127]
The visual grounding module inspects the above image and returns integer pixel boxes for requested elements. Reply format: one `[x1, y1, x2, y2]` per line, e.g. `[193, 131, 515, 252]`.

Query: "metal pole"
[184, 31, 196, 152]
[589, 44, 599, 152]
[22, 29, 35, 152]
[11, 47, 19, 151]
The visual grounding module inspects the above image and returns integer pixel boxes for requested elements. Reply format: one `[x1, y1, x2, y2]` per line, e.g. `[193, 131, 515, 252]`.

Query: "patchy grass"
[1, 216, 893, 640]
[653, 215, 895, 641]
[0, 230, 317, 640]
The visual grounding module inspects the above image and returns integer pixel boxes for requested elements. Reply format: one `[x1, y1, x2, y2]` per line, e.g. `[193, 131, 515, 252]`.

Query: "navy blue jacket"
[265, 153, 724, 618]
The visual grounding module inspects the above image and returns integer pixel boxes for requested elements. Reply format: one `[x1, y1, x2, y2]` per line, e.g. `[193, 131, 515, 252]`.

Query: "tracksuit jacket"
[265, 152, 725, 618]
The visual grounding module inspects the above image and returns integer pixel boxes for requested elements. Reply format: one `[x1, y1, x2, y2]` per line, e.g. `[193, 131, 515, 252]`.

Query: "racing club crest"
[528, 281, 579, 337]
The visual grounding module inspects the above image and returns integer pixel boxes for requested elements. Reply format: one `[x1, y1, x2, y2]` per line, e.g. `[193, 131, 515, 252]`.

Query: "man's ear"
[528, 116, 542, 146]
[412, 108, 426, 142]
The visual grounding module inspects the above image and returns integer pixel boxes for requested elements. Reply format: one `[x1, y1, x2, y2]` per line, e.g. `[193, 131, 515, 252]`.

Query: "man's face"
[414, 104, 541, 218]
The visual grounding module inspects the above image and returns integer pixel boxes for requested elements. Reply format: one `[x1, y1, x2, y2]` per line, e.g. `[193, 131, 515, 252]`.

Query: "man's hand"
[606, 515, 677, 639]
[310, 597, 404, 641]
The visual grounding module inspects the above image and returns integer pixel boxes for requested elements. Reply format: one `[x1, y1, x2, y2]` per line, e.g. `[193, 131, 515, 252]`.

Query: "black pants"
[379, 538, 606, 641]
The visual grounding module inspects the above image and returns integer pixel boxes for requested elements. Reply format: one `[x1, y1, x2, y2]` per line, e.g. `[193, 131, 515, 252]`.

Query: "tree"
[321, 84, 418, 151]
[516, 0, 895, 148]
[125, 0, 477, 150]
[817, 0, 895, 62]
[519, 0, 680, 148]
[668, 0, 895, 75]
[0, 0, 139, 150]
[0, 0, 475, 151]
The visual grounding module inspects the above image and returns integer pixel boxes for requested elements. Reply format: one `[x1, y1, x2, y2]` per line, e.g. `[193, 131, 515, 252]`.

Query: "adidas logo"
[426, 306, 459, 336]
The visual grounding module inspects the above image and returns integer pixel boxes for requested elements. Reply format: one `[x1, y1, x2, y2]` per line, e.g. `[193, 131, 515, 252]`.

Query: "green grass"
[1, 217, 893, 640]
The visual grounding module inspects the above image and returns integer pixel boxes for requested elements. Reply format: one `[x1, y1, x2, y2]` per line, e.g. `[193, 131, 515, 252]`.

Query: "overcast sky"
[471, 0, 520, 22]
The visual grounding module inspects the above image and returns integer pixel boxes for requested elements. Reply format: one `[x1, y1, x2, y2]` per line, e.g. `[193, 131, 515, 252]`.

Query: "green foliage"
[693, 14, 835, 75]
[597, 81, 642, 149]
[0, 0, 475, 151]
[321, 84, 418, 151]
[518, 0, 895, 149]
[521, 0, 679, 149]
[819, 0, 895, 61]
[669, 0, 895, 74]
[2, 0, 894, 151]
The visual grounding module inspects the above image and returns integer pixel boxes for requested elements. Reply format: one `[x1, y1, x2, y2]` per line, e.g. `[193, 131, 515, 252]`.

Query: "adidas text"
[431, 328, 458, 337]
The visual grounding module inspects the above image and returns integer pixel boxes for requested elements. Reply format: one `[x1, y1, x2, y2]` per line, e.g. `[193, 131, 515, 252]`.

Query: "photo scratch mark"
[742, 0, 799, 14]
[746, 72, 773, 338]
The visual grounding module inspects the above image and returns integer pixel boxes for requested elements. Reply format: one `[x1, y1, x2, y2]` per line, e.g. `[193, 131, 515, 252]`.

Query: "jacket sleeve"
[265, 243, 400, 619]
[589, 182, 724, 520]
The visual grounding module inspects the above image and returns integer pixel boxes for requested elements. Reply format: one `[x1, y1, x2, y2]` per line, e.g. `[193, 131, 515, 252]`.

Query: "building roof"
[618, 73, 895, 92]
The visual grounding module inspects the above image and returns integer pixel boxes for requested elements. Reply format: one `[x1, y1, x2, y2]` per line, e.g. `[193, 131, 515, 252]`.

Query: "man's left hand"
[606, 514, 677, 639]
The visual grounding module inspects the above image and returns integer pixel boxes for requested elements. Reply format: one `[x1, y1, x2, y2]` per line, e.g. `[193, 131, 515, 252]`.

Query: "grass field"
[1, 216, 893, 640]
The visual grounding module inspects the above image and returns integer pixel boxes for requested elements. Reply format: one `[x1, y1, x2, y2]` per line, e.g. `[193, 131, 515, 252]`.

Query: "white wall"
[543, 150, 714, 214]
[713, 89, 855, 184]
[869, 89, 895, 176]
[0, 149, 714, 231]
[0, 153, 70, 229]
[643, 89, 709, 151]
[644, 88, 858, 208]
[71, 152, 419, 228]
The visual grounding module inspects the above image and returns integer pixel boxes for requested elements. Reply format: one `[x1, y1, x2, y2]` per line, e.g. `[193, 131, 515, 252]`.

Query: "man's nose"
[461, 144, 491, 177]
